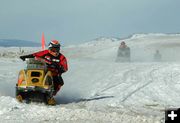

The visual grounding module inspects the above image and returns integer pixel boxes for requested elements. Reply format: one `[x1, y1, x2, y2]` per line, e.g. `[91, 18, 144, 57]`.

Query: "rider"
[119, 41, 127, 48]
[20, 40, 68, 98]
[117, 41, 130, 58]
[153, 50, 162, 61]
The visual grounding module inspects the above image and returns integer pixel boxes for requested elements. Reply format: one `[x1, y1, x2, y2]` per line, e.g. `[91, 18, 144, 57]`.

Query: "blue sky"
[0, 0, 180, 45]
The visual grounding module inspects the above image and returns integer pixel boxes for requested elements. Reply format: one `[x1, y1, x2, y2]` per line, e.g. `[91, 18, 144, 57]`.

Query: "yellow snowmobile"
[16, 58, 56, 105]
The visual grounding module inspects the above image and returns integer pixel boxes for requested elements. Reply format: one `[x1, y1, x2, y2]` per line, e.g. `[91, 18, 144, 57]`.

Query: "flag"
[41, 32, 45, 50]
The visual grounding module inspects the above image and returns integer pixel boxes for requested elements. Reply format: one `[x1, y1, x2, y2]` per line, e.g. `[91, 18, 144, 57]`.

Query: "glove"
[20, 54, 34, 61]
[48, 63, 57, 69]
[20, 56, 26, 61]
[50, 62, 65, 73]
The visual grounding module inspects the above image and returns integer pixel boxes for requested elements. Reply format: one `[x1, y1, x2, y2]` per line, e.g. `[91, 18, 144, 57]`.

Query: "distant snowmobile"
[16, 58, 56, 105]
[116, 41, 130, 62]
[153, 50, 162, 62]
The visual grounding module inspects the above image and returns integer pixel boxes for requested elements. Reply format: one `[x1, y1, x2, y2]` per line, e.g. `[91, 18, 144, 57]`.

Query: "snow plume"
[0, 58, 22, 97]
[64, 33, 180, 62]
[124, 33, 180, 62]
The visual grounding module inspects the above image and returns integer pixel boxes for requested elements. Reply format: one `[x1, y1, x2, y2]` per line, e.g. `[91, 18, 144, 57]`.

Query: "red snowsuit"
[33, 50, 68, 74]
[33, 50, 68, 95]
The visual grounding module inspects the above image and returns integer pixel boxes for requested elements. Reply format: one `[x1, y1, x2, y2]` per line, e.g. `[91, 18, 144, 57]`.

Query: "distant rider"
[20, 40, 68, 99]
[153, 50, 162, 61]
[117, 41, 130, 61]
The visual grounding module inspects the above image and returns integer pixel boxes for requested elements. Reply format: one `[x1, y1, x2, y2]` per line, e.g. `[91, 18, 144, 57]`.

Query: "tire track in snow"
[120, 64, 167, 103]
[96, 68, 136, 94]
[92, 63, 167, 107]
[94, 65, 152, 98]
[121, 68, 157, 102]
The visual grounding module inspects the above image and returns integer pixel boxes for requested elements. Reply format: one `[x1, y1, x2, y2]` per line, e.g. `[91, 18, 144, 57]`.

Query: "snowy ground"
[1, 34, 180, 123]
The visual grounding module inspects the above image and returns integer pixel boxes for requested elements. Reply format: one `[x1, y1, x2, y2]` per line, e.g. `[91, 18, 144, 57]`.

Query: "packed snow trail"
[0, 58, 173, 123]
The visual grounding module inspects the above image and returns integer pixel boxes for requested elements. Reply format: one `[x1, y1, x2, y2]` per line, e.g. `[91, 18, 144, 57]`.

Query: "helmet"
[48, 40, 60, 50]
[48, 40, 60, 56]
[121, 41, 125, 45]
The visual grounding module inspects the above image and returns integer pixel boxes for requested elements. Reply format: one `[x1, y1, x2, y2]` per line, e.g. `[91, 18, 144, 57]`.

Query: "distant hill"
[0, 39, 41, 47]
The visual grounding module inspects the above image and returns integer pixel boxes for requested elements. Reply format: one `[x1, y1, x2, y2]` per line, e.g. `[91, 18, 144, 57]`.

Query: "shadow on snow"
[56, 95, 114, 104]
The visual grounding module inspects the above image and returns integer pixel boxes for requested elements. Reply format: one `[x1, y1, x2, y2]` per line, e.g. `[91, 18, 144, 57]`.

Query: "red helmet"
[48, 40, 60, 49]
[48, 40, 60, 56]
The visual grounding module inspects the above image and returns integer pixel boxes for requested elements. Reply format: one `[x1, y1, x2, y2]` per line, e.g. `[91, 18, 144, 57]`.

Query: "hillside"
[0, 39, 40, 47]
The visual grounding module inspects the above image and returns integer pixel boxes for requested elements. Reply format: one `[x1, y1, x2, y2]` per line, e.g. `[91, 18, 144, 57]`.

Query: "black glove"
[19, 54, 34, 61]
[48, 63, 57, 69]
[20, 56, 26, 61]
[50, 62, 65, 73]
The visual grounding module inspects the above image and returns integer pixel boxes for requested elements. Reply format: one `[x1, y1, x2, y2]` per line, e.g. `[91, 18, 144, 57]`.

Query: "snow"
[1, 33, 180, 122]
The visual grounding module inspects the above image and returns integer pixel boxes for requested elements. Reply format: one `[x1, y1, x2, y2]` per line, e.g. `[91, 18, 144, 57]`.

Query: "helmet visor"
[49, 47, 60, 53]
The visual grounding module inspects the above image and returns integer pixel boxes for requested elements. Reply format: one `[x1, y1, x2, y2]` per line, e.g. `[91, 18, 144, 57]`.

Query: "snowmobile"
[116, 47, 130, 62]
[16, 58, 56, 105]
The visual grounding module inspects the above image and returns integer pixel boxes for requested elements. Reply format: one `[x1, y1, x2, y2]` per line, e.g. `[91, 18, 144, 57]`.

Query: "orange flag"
[41, 32, 45, 50]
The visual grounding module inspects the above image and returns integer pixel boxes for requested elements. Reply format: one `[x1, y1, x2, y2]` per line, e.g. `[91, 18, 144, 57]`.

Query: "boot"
[16, 95, 23, 102]
[47, 97, 56, 105]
